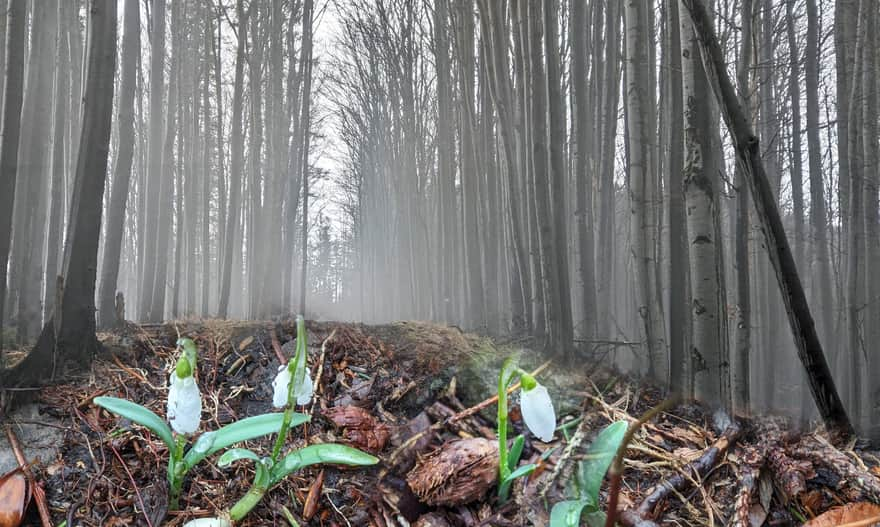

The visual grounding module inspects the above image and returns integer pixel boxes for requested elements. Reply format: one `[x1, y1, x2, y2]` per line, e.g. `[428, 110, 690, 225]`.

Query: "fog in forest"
[0, 0, 878, 441]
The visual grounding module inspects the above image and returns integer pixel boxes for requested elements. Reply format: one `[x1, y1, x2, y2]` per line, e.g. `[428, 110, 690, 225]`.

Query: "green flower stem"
[229, 461, 270, 521]
[497, 367, 511, 499]
[271, 405, 295, 462]
[168, 434, 187, 509]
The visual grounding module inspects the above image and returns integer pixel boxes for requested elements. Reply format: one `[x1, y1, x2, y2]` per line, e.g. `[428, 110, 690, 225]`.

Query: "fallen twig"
[605, 399, 675, 527]
[5, 424, 52, 527]
[616, 419, 741, 526]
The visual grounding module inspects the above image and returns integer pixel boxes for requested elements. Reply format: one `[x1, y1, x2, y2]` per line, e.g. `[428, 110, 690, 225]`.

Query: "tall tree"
[805, 0, 833, 346]
[626, 0, 667, 382]
[139, 0, 166, 321]
[572, 0, 598, 341]
[98, 0, 140, 329]
[679, 2, 729, 409]
[0, 0, 27, 361]
[298, 0, 315, 315]
[13, 0, 58, 341]
[218, 0, 248, 319]
[3, 0, 117, 386]
[681, 0, 853, 437]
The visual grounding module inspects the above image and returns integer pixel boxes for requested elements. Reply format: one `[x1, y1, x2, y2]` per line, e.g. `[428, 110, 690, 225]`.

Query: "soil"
[2, 319, 879, 526]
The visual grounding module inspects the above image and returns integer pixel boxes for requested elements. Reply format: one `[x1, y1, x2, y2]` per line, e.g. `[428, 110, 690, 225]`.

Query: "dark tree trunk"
[3, 0, 116, 388]
[98, 0, 139, 329]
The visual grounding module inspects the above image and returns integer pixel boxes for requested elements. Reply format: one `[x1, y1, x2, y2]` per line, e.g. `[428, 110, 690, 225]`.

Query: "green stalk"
[271, 406, 295, 462]
[168, 434, 187, 509]
[229, 461, 270, 521]
[497, 365, 512, 500]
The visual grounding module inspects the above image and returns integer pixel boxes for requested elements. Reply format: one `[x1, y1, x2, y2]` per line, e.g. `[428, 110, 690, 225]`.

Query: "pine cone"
[406, 437, 498, 506]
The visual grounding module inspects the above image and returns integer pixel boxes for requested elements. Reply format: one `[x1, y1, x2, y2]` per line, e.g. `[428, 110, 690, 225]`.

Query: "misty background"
[0, 0, 877, 439]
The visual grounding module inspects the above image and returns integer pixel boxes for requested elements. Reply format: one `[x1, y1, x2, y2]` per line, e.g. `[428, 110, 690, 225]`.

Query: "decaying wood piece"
[406, 437, 498, 506]
[730, 445, 766, 527]
[618, 423, 741, 526]
[792, 435, 880, 501]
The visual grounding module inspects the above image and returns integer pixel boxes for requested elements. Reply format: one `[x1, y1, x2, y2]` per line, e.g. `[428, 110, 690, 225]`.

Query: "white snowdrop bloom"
[294, 367, 313, 405]
[272, 365, 313, 407]
[182, 517, 231, 527]
[520, 383, 556, 442]
[167, 373, 202, 435]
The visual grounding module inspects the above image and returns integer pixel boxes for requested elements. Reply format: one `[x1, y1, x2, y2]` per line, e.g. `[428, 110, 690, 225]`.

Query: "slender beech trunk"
[218, 0, 247, 319]
[734, 0, 754, 414]
[139, 0, 166, 320]
[98, 0, 139, 328]
[806, 0, 833, 348]
[627, 0, 667, 382]
[0, 0, 26, 360]
[299, 0, 314, 315]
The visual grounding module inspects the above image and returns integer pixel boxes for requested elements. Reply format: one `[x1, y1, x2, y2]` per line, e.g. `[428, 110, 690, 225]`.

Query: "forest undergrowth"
[1, 319, 878, 526]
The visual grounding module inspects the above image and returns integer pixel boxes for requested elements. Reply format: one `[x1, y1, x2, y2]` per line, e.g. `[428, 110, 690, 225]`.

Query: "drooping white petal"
[293, 366, 313, 405]
[167, 374, 202, 435]
[520, 384, 556, 442]
[272, 365, 292, 408]
[181, 517, 231, 527]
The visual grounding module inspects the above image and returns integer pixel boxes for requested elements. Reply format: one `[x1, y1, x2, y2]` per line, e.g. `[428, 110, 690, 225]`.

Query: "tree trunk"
[681, 0, 854, 438]
[733, 0, 754, 414]
[43, 3, 70, 326]
[218, 0, 247, 319]
[806, 0, 834, 350]
[627, 0, 667, 383]
[543, 0, 574, 357]
[3, 0, 116, 387]
[0, 0, 26, 361]
[665, 0, 689, 395]
[299, 0, 314, 315]
[14, 0, 57, 342]
[139, 0, 166, 321]
[572, 0, 597, 341]
[98, 0, 139, 329]
[679, 2, 729, 410]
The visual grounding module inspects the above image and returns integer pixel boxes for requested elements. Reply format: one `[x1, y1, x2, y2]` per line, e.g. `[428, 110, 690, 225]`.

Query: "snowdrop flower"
[272, 364, 313, 408]
[519, 374, 556, 442]
[167, 357, 202, 435]
[182, 517, 231, 527]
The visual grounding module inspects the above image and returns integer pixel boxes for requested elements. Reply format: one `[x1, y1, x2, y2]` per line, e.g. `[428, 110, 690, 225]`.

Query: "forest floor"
[2, 319, 880, 526]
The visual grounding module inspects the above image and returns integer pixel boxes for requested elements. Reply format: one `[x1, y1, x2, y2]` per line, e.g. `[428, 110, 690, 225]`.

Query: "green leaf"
[270, 444, 378, 484]
[218, 448, 262, 467]
[504, 462, 537, 483]
[508, 434, 525, 471]
[94, 396, 175, 451]
[549, 499, 595, 527]
[578, 420, 627, 504]
[183, 413, 309, 469]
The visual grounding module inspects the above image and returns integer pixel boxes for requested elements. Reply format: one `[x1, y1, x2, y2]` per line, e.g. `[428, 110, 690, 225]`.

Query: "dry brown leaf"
[323, 405, 390, 452]
[803, 502, 880, 527]
[237, 335, 253, 351]
[0, 469, 29, 527]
